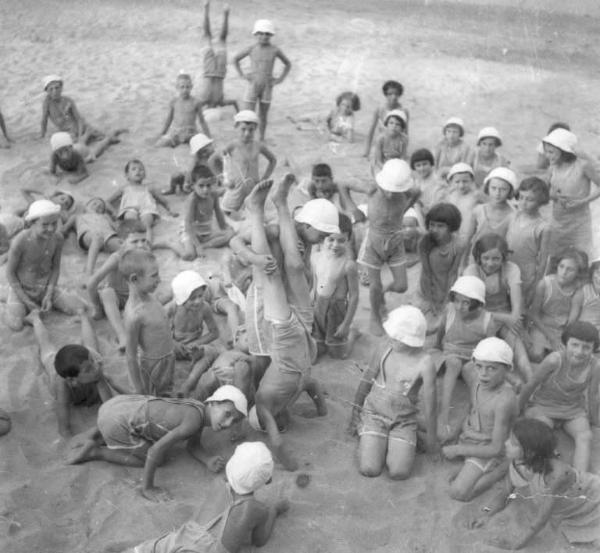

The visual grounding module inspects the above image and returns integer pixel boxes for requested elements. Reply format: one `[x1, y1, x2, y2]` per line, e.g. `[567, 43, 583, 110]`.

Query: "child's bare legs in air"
[80, 233, 121, 277]
[367, 262, 408, 336]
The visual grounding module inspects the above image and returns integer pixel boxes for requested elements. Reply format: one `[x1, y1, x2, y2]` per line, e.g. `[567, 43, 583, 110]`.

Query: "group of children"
[1, 2, 600, 551]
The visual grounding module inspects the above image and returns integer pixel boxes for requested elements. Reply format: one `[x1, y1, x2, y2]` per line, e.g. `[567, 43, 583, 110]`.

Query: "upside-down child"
[519, 321, 599, 473]
[442, 337, 518, 501]
[133, 441, 288, 553]
[68, 385, 247, 502]
[245, 177, 328, 470]
[349, 306, 437, 480]
[156, 72, 211, 148]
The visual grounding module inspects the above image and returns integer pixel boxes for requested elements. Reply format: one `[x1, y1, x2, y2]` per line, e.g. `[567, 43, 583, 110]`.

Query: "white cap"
[375, 159, 412, 193]
[382, 305, 426, 347]
[247, 405, 264, 431]
[472, 337, 513, 368]
[294, 199, 340, 234]
[206, 385, 248, 417]
[43, 74, 62, 90]
[189, 133, 213, 155]
[477, 126, 502, 145]
[25, 199, 61, 222]
[542, 128, 577, 155]
[450, 275, 486, 304]
[171, 270, 207, 306]
[50, 132, 73, 152]
[253, 19, 275, 35]
[444, 117, 464, 131]
[384, 109, 408, 126]
[234, 110, 259, 126]
[483, 167, 517, 191]
[226, 442, 274, 495]
[446, 162, 474, 181]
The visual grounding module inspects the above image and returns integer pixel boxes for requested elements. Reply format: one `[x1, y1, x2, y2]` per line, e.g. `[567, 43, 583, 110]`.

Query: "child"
[233, 19, 292, 140]
[472, 418, 600, 550]
[0, 210, 24, 265]
[435, 276, 497, 441]
[434, 117, 471, 178]
[418, 202, 465, 317]
[156, 72, 211, 147]
[27, 308, 125, 438]
[198, 0, 238, 112]
[520, 322, 599, 472]
[468, 127, 510, 188]
[208, 110, 276, 215]
[506, 176, 551, 306]
[355, 159, 420, 335]
[569, 257, 600, 334]
[108, 159, 177, 244]
[372, 109, 409, 173]
[401, 208, 421, 256]
[180, 165, 233, 260]
[326, 91, 360, 142]
[68, 385, 248, 502]
[163, 133, 215, 195]
[364, 80, 408, 158]
[445, 163, 478, 242]
[311, 218, 359, 359]
[0, 107, 12, 148]
[410, 148, 447, 214]
[442, 337, 518, 501]
[245, 177, 328, 471]
[133, 441, 288, 553]
[121, 249, 175, 396]
[6, 200, 81, 331]
[528, 247, 587, 362]
[348, 305, 437, 479]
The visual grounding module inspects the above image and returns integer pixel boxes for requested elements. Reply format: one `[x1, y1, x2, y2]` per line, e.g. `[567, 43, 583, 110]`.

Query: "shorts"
[6, 284, 81, 326]
[465, 455, 502, 474]
[357, 229, 406, 270]
[100, 284, 128, 310]
[161, 127, 196, 147]
[139, 352, 175, 397]
[78, 229, 118, 251]
[526, 403, 587, 424]
[202, 46, 227, 80]
[98, 395, 148, 450]
[313, 297, 349, 347]
[199, 78, 225, 106]
[359, 410, 417, 446]
[244, 80, 273, 104]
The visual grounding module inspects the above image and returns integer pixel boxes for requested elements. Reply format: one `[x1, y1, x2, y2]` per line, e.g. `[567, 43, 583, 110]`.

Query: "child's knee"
[575, 428, 592, 444]
[448, 481, 471, 502]
[5, 312, 24, 331]
[388, 466, 412, 480]
[359, 462, 383, 478]
[388, 280, 408, 294]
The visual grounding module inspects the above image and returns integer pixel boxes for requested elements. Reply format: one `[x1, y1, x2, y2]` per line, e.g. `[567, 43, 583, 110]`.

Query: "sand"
[1, 1, 599, 552]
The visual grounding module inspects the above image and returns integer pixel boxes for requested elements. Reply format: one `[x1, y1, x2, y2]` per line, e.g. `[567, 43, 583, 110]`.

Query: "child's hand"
[206, 455, 226, 473]
[333, 322, 350, 340]
[442, 444, 460, 460]
[141, 485, 172, 503]
[255, 254, 278, 275]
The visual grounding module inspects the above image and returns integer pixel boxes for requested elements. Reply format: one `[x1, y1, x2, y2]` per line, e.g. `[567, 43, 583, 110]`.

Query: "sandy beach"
[1, 1, 599, 552]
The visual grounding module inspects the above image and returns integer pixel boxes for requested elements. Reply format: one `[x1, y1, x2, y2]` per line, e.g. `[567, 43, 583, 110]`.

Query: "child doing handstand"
[68, 385, 247, 502]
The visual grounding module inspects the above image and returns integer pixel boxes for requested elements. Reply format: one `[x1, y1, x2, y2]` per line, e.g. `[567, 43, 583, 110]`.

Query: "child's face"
[480, 248, 503, 275]
[300, 223, 326, 245]
[184, 286, 206, 310]
[46, 81, 63, 100]
[209, 400, 241, 431]
[478, 138, 497, 157]
[452, 173, 473, 194]
[444, 125, 461, 145]
[56, 145, 74, 161]
[126, 162, 146, 184]
[176, 77, 193, 99]
[32, 214, 59, 239]
[543, 143, 561, 165]
[504, 432, 523, 461]
[195, 144, 214, 160]
[565, 337, 594, 366]
[339, 98, 353, 116]
[312, 176, 336, 200]
[256, 31, 272, 45]
[323, 233, 348, 256]
[414, 160, 433, 179]
[428, 220, 451, 244]
[71, 358, 102, 386]
[238, 122, 257, 143]
[192, 178, 213, 198]
[86, 198, 106, 214]
[487, 178, 511, 204]
[556, 258, 578, 286]
[517, 189, 539, 214]
[453, 292, 475, 316]
[233, 326, 249, 353]
[386, 117, 403, 136]
[474, 360, 508, 389]
[124, 232, 150, 251]
[53, 193, 73, 210]
[135, 260, 160, 294]
[384, 88, 400, 107]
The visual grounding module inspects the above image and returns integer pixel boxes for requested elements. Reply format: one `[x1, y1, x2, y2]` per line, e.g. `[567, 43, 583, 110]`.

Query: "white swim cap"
[25, 200, 61, 223]
[542, 128, 577, 154]
[450, 276, 486, 304]
[234, 110, 259, 126]
[383, 305, 426, 347]
[206, 385, 248, 417]
[446, 162, 474, 182]
[477, 126, 502, 146]
[189, 133, 213, 155]
[384, 109, 408, 126]
[171, 270, 207, 306]
[483, 167, 517, 191]
[472, 337, 513, 368]
[294, 199, 340, 234]
[50, 132, 73, 152]
[253, 19, 275, 35]
[226, 442, 274, 494]
[444, 117, 464, 131]
[375, 159, 412, 193]
[43, 74, 62, 91]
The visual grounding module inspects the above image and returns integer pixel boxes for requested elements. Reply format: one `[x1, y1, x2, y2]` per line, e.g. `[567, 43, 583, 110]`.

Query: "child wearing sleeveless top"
[133, 442, 288, 553]
[528, 248, 587, 362]
[442, 337, 518, 501]
[467, 127, 510, 188]
[520, 322, 600, 472]
[349, 306, 438, 480]
[434, 117, 471, 179]
[435, 276, 498, 443]
[569, 258, 600, 335]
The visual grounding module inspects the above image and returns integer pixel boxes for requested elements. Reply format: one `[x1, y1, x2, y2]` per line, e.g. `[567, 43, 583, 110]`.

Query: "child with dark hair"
[536, 121, 571, 170]
[372, 109, 409, 173]
[418, 202, 465, 317]
[520, 321, 599, 472]
[470, 417, 600, 550]
[569, 258, 600, 334]
[410, 148, 447, 214]
[467, 127, 510, 188]
[527, 247, 588, 362]
[364, 79, 408, 158]
[326, 91, 360, 142]
[434, 117, 471, 178]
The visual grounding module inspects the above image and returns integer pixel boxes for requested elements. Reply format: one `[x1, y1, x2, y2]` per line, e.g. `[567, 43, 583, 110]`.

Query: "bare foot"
[66, 439, 96, 464]
[23, 309, 41, 326]
[271, 173, 296, 208]
[247, 180, 273, 211]
[369, 317, 384, 337]
[309, 391, 327, 416]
